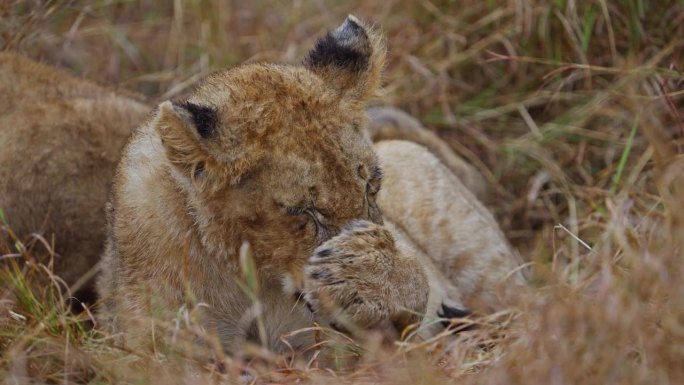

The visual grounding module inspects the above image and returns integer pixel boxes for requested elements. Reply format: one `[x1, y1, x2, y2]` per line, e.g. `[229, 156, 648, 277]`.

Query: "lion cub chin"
[97, 15, 526, 354]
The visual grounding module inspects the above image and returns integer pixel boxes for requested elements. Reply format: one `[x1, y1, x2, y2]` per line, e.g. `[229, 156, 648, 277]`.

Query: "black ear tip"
[346, 14, 361, 24]
[336, 15, 363, 40]
[304, 15, 373, 73]
[173, 100, 218, 139]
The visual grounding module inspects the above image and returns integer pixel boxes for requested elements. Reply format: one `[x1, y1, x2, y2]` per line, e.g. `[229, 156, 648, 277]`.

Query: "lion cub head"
[152, 16, 385, 278]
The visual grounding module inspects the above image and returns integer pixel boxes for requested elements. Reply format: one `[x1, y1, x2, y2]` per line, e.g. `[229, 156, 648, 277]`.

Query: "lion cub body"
[0, 52, 149, 294]
[97, 63, 379, 348]
[97, 17, 525, 352]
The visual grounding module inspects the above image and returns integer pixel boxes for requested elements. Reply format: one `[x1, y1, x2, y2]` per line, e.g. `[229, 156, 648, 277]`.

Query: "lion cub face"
[152, 16, 385, 276]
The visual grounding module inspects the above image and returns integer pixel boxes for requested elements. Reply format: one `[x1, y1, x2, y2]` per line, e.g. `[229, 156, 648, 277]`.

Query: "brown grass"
[2, 0, 684, 383]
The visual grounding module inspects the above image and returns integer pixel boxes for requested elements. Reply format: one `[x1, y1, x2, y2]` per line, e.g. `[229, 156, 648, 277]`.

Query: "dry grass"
[2, 0, 684, 383]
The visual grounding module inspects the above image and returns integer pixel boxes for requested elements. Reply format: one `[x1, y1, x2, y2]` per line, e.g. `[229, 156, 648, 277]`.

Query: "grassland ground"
[2, 0, 684, 384]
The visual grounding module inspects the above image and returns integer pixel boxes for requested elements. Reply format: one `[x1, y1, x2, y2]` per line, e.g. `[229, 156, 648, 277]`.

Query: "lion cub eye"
[278, 205, 310, 232]
[366, 165, 383, 196]
[192, 162, 205, 179]
[288, 206, 323, 234]
[286, 206, 305, 216]
[275, 202, 303, 216]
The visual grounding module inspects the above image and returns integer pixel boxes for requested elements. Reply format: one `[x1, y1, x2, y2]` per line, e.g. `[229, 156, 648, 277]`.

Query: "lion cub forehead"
[187, 64, 358, 138]
[152, 15, 386, 185]
[194, 64, 333, 107]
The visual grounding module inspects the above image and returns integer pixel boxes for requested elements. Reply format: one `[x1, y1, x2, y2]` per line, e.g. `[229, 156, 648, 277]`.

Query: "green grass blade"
[610, 119, 639, 194]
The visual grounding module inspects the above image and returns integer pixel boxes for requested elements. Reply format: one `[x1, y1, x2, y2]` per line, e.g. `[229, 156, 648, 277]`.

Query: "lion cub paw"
[303, 220, 400, 330]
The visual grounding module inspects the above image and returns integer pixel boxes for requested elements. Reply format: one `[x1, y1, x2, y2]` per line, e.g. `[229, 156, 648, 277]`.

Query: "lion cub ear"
[304, 15, 386, 104]
[154, 100, 217, 181]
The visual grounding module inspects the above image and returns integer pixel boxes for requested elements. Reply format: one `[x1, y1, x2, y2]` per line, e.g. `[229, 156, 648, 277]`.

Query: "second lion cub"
[97, 16, 525, 352]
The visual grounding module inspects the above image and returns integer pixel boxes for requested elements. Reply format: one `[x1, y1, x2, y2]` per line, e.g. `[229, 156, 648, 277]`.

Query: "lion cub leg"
[374, 140, 527, 313]
[301, 140, 524, 337]
[302, 219, 469, 336]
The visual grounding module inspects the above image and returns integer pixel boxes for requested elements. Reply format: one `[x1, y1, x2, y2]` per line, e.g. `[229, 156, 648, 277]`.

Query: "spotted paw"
[303, 220, 418, 330]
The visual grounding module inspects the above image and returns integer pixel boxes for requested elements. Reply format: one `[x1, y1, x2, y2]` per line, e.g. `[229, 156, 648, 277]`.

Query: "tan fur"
[98, 16, 389, 351]
[97, 16, 526, 353]
[0, 52, 149, 295]
[303, 140, 525, 338]
[374, 140, 527, 312]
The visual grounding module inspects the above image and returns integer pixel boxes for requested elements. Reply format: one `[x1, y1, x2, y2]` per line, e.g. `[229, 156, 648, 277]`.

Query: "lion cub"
[0, 52, 149, 298]
[97, 16, 525, 352]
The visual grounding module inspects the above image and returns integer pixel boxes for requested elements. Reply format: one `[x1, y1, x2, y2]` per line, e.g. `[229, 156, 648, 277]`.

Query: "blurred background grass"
[3, 0, 683, 257]
[2, 0, 684, 384]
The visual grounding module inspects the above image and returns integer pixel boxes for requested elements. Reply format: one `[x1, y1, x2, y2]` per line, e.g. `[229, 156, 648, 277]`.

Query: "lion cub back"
[0, 52, 150, 297]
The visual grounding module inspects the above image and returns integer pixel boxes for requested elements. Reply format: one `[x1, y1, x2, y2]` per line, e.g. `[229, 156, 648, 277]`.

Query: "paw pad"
[309, 269, 332, 280]
[313, 248, 333, 259]
[438, 303, 475, 332]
